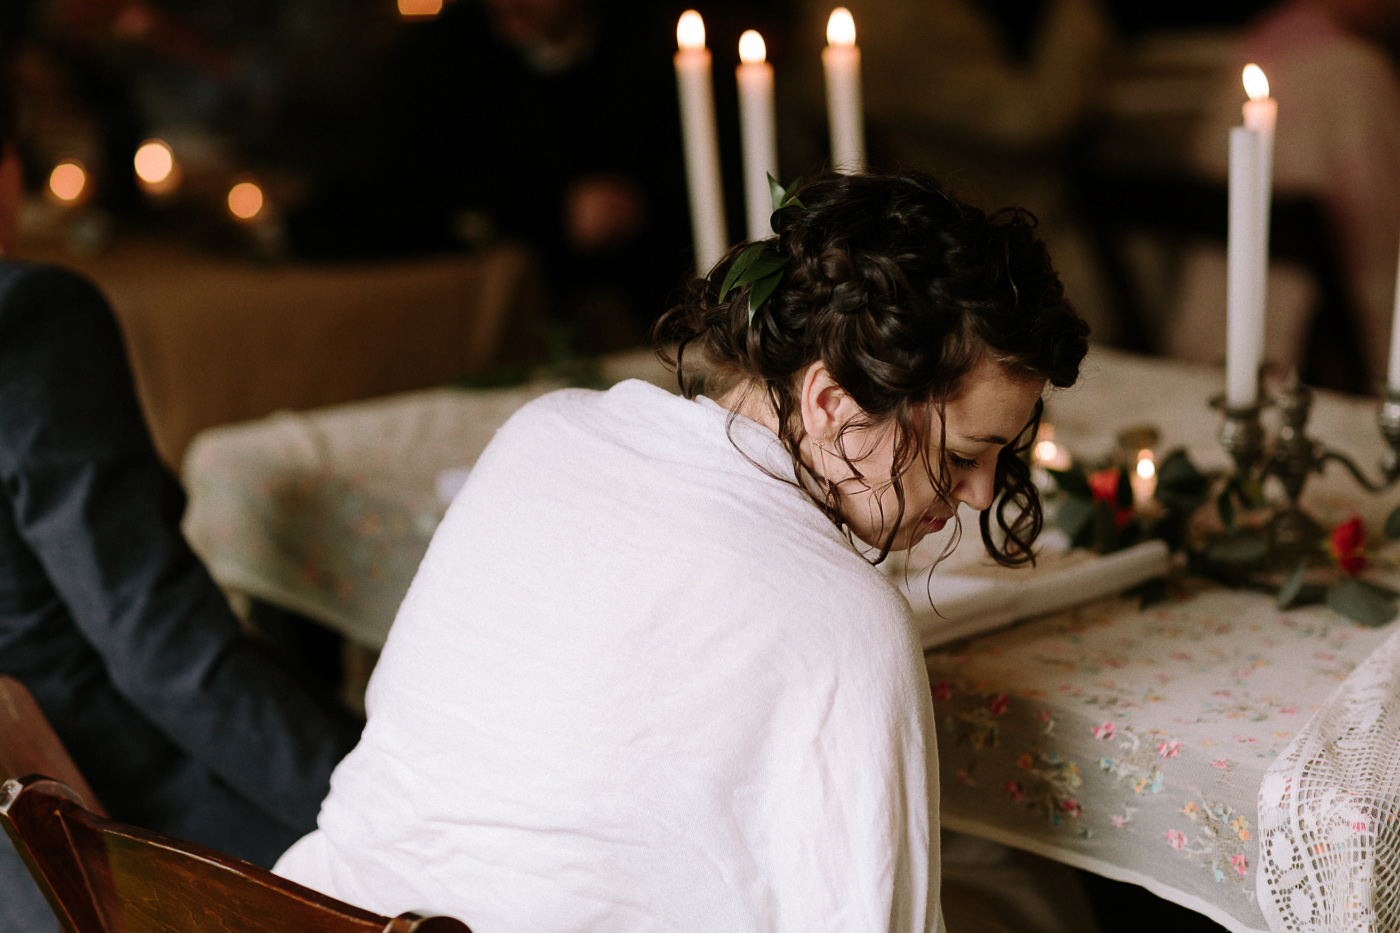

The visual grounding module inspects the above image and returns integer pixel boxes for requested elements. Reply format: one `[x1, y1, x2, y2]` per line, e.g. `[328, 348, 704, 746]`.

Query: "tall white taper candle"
[1241, 64, 1276, 379]
[674, 11, 728, 273]
[822, 8, 865, 172]
[1388, 237, 1400, 392]
[1227, 126, 1263, 408]
[736, 30, 778, 241]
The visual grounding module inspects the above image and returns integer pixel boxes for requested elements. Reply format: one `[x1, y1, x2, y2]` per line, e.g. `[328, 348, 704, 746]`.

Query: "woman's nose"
[953, 463, 996, 512]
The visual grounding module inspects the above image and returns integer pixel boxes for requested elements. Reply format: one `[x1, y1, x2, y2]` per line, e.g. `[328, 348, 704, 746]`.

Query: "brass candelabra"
[1214, 378, 1400, 559]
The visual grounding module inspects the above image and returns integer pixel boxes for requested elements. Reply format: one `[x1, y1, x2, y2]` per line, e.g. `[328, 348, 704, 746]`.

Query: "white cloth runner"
[897, 538, 1171, 650]
[1256, 620, 1400, 932]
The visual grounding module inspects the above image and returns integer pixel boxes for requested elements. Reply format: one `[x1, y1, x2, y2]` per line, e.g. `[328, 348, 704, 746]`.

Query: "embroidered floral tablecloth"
[928, 582, 1395, 932]
[182, 347, 1400, 930]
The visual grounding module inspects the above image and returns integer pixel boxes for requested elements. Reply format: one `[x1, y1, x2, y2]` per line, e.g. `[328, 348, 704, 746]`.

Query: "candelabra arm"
[1314, 448, 1393, 493]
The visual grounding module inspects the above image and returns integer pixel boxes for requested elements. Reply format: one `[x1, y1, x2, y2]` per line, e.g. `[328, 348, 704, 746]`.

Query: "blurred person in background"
[0, 45, 360, 929]
[287, 0, 694, 353]
[784, 0, 1119, 342]
[1167, 0, 1400, 388]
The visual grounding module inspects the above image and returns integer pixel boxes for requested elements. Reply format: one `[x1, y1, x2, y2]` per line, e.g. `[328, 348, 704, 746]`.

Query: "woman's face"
[822, 358, 1044, 551]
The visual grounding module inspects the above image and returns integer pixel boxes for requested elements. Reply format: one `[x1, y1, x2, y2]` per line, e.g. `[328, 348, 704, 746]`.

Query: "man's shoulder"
[0, 262, 107, 326]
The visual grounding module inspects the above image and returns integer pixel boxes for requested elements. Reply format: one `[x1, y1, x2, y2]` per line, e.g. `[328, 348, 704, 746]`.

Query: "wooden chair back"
[0, 678, 470, 933]
[0, 675, 104, 816]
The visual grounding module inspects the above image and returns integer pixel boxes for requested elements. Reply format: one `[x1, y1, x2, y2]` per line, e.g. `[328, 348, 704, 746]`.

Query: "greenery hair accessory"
[718, 174, 805, 325]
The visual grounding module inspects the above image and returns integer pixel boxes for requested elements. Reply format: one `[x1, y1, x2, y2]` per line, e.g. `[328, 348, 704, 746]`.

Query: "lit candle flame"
[227, 179, 265, 221]
[738, 29, 766, 65]
[1242, 63, 1269, 101]
[677, 10, 705, 52]
[134, 139, 174, 185]
[1136, 449, 1155, 480]
[48, 161, 88, 203]
[827, 7, 856, 47]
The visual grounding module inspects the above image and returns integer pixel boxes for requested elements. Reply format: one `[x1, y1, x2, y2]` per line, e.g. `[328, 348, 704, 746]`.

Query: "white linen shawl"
[275, 380, 943, 933]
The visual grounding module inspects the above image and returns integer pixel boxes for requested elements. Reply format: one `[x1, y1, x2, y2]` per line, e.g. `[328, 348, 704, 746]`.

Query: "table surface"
[182, 347, 1400, 933]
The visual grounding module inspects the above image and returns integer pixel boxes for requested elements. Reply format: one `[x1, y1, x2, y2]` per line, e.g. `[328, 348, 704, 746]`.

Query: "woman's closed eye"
[948, 452, 979, 470]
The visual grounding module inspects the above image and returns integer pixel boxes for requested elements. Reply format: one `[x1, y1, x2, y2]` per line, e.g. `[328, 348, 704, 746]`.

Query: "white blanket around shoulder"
[275, 380, 944, 933]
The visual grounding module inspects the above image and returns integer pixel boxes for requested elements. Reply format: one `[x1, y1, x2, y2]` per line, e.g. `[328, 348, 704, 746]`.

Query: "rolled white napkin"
[900, 539, 1171, 650]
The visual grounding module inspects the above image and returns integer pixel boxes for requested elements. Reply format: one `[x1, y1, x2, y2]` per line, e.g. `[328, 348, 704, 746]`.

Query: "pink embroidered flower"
[989, 693, 1009, 715]
[1093, 721, 1116, 740]
[1157, 740, 1181, 758]
[1165, 830, 1186, 850]
[1111, 815, 1128, 828]
[1212, 759, 1231, 770]
[1231, 854, 1248, 876]
[1005, 781, 1024, 801]
[931, 681, 952, 703]
[1060, 798, 1082, 818]
[1036, 709, 1052, 722]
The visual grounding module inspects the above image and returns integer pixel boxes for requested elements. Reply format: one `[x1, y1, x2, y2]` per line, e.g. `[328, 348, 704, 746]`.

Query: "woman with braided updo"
[275, 170, 1090, 933]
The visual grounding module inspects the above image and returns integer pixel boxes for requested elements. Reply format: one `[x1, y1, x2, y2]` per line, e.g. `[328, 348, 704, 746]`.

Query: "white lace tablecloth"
[182, 347, 1400, 931]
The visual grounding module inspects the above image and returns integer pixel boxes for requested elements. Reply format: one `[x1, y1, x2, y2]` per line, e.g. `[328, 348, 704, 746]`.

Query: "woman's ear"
[798, 361, 862, 442]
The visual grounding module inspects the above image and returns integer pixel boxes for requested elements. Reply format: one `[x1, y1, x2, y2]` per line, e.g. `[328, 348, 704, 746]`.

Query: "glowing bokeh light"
[1243, 63, 1269, 101]
[397, 0, 442, 17]
[677, 10, 705, 52]
[48, 161, 88, 203]
[227, 180, 265, 221]
[1136, 450, 1156, 480]
[134, 139, 174, 184]
[1034, 440, 1059, 464]
[827, 7, 856, 47]
[739, 30, 767, 65]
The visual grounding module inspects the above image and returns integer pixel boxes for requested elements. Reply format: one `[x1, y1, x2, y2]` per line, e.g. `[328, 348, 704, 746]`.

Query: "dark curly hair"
[653, 170, 1089, 566]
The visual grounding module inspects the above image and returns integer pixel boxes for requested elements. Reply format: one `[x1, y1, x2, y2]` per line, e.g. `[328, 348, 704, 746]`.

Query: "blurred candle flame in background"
[47, 160, 88, 205]
[227, 179, 265, 221]
[827, 7, 856, 47]
[677, 10, 705, 52]
[134, 139, 180, 196]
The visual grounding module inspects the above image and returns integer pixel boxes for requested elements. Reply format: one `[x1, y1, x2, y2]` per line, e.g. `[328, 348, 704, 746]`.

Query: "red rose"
[1088, 468, 1119, 503]
[1088, 468, 1133, 529]
[1329, 516, 1368, 576]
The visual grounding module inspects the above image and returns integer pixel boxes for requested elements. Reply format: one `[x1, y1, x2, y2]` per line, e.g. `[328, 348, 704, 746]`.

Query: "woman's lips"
[922, 515, 948, 533]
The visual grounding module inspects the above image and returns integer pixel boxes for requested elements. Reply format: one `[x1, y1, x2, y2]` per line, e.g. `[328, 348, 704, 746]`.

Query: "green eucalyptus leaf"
[1217, 487, 1236, 531]
[1327, 577, 1398, 628]
[1056, 496, 1094, 547]
[720, 244, 764, 301]
[1277, 561, 1308, 610]
[1048, 467, 1091, 499]
[747, 269, 784, 324]
[1385, 505, 1400, 540]
[1092, 500, 1120, 553]
[768, 173, 787, 212]
[1115, 465, 1134, 510]
[737, 249, 786, 285]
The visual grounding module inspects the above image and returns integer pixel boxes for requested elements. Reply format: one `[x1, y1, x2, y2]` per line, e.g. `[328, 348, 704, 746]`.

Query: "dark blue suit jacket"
[0, 261, 360, 926]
